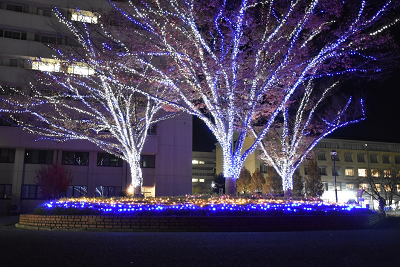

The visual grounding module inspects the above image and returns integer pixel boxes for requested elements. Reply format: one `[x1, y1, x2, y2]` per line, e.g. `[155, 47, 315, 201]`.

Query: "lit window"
[192, 179, 198, 182]
[346, 184, 355, 190]
[358, 168, 367, 177]
[383, 170, 391, 177]
[192, 160, 204, 164]
[31, 58, 61, 72]
[345, 168, 354, 177]
[360, 183, 368, 190]
[71, 10, 98, 24]
[31, 58, 94, 75]
[375, 184, 381, 192]
[371, 169, 379, 177]
[199, 179, 205, 182]
[384, 185, 390, 192]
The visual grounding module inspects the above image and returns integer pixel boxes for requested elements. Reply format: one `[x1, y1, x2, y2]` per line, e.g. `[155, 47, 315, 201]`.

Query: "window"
[344, 153, 353, 162]
[358, 168, 367, 177]
[25, 149, 53, 164]
[345, 168, 354, 177]
[147, 124, 157, 135]
[0, 184, 12, 198]
[6, 4, 29, 13]
[95, 186, 122, 197]
[71, 10, 98, 24]
[395, 155, 400, 164]
[140, 155, 155, 168]
[360, 183, 368, 190]
[21, 185, 41, 199]
[199, 179, 205, 182]
[319, 166, 327, 175]
[97, 153, 123, 167]
[331, 153, 340, 161]
[332, 167, 341, 176]
[317, 152, 326, 161]
[346, 184, 355, 190]
[382, 155, 390, 164]
[0, 148, 15, 163]
[35, 34, 63, 45]
[371, 169, 379, 177]
[370, 154, 378, 163]
[375, 184, 381, 192]
[192, 179, 198, 182]
[3, 30, 27, 40]
[62, 151, 89, 166]
[357, 153, 366, 163]
[383, 170, 391, 177]
[260, 165, 268, 173]
[335, 182, 341, 191]
[192, 160, 205, 164]
[322, 182, 328, 191]
[60, 186, 87, 198]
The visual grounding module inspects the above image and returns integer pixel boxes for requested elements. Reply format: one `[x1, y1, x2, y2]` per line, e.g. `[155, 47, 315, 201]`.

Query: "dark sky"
[193, 24, 400, 151]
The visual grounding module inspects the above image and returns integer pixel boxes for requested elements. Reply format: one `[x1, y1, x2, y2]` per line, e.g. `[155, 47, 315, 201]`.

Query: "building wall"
[0, 0, 192, 213]
[0, 114, 192, 213]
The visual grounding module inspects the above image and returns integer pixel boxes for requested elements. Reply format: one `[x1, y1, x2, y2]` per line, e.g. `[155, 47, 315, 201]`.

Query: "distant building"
[0, 0, 192, 213]
[192, 151, 216, 194]
[216, 138, 400, 207]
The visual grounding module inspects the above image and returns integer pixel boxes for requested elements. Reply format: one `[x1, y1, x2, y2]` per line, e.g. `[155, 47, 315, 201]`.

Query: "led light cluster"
[37, 196, 369, 216]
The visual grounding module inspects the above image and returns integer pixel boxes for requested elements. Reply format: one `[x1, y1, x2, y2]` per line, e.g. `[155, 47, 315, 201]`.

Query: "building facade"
[192, 151, 216, 194]
[0, 0, 192, 213]
[216, 138, 400, 207]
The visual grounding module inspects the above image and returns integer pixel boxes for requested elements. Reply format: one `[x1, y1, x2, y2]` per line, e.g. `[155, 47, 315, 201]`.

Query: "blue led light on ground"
[35, 196, 372, 217]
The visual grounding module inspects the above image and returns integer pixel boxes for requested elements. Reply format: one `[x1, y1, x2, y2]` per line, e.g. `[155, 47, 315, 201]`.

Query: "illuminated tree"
[305, 159, 324, 198]
[104, 0, 399, 194]
[35, 163, 73, 199]
[0, 9, 180, 194]
[257, 80, 366, 194]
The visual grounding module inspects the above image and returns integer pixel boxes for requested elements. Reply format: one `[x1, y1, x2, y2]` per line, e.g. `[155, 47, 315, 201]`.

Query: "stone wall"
[17, 213, 385, 232]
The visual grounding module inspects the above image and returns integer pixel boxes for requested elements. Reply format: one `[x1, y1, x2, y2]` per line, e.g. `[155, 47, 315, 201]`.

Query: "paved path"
[0, 216, 399, 267]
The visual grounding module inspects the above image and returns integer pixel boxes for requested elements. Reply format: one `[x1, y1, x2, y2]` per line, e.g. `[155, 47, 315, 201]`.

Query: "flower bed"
[33, 196, 372, 217]
[17, 196, 384, 232]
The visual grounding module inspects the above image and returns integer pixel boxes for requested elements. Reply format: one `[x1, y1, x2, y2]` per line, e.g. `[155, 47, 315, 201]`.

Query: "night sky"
[193, 24, 400, 151]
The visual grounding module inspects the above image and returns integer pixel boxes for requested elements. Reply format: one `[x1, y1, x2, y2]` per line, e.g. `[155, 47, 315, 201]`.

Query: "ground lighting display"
[36, 196, 371, 216]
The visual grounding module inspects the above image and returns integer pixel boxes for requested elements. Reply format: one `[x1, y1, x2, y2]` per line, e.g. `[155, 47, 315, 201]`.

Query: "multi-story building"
[0, 0, 192, 213]
[216, 137, 400, 207]
[192, 150, 216, 193]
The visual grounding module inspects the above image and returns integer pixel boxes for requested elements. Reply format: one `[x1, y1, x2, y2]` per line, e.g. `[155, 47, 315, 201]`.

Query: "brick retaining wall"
[17, 213, 386, 232]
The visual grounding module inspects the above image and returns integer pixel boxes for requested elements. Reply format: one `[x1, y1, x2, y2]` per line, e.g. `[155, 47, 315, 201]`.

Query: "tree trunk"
[127, 156, 143, 195]
[225, 177, 236, 195]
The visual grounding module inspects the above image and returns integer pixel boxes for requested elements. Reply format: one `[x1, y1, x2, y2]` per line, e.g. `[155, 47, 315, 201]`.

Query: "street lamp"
[331, 150, 338, 203]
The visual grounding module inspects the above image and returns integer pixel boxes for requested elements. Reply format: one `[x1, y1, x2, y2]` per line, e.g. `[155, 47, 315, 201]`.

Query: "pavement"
[0, 214, 19, 227]
[0, 215, 399, 266]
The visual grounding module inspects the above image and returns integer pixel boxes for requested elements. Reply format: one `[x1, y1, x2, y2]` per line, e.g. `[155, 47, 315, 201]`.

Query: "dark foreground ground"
[0, 216, 399, 267]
